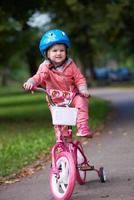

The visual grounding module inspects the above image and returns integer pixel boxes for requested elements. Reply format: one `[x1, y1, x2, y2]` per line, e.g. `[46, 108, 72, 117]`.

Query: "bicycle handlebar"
[31, 86, 76, 106]
[31, 86, 55, 106]
[31, 86, 47, 93]
[26, 86, 91, 106]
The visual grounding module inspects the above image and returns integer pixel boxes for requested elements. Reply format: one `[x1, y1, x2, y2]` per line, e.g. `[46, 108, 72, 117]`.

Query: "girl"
[23, 29, 92, 137]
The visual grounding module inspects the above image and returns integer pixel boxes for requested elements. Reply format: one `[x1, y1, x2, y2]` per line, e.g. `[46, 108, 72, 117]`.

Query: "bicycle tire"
[50, 151, 76, 200]
[99, 167, 106, 183]
[74, 141, 86, 185]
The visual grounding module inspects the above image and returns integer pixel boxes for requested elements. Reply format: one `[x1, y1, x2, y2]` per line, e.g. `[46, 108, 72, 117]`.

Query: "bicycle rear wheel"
[74, 141, 86, 185]
[50, 151, 76, 200]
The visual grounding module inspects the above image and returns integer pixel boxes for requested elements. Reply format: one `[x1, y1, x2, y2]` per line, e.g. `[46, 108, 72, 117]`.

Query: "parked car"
[95, 67, 109, 80]
[108, 67, 132, 82]
[95, 67, 133, 82]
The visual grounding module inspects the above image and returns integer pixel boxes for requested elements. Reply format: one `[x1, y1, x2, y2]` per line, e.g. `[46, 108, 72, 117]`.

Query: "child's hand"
[78, 85, 91, 98]
[23, 78, 36, 92]
[23, 82, 34, 91]
[80, 90, 91, 98]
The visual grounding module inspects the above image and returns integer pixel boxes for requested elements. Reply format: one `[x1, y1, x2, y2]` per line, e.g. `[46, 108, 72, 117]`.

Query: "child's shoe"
[77, 125, 93, 138]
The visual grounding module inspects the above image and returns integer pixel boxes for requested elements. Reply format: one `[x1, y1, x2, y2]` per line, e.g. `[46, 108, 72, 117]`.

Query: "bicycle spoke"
[60, 182, 67, 192]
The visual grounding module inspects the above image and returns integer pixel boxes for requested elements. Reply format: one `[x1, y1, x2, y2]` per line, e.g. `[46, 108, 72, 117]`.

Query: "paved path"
[0, 87, 134, 200]
[72, 87, 134, 200]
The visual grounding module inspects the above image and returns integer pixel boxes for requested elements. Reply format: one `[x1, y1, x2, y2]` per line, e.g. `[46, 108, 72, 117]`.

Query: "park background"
[0, 0, 134, 183]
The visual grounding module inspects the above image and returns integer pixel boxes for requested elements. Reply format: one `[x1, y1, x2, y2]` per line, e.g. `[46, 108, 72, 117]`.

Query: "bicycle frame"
[51, 125, 74, 174]
[51, 124, 96, 175]
[29, 86, 106, 199]
[31, 86, 101, 173]
[31, 86, 77, 170]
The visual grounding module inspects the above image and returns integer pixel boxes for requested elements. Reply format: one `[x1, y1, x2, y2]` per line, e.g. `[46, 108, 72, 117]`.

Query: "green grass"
[0, 86, 111, 177]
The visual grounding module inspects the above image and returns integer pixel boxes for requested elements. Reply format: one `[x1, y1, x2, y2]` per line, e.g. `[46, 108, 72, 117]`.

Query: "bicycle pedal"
[79, 165, 94, 171]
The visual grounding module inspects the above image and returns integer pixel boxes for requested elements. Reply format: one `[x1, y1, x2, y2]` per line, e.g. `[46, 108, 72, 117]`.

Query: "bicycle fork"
[51, 142, 66, 176]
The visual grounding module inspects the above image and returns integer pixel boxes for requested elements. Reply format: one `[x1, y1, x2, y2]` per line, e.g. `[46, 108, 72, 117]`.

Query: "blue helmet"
[39, 29, 71, 56]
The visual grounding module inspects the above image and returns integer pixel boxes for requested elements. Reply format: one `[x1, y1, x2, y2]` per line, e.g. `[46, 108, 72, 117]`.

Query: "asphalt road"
[0, 87, 134, 200]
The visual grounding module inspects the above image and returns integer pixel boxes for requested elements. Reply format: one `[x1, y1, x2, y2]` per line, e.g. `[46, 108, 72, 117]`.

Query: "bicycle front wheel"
[50, 152, 76, 200]
[74, 141, 86, 185]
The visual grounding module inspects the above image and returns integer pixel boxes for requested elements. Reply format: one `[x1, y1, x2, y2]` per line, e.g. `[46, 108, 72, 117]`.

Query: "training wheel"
[98, 167, 106, 183]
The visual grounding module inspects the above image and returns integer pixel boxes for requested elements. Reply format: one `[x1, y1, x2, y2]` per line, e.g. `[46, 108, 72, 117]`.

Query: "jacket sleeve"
[32, 63, 49, 85]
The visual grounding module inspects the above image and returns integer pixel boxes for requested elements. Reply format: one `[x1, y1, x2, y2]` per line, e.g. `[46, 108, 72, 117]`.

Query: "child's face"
[47, 44, 67, 65]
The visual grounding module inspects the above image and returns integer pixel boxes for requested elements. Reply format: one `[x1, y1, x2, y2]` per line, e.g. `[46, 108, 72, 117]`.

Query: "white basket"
[51, 106, 78, 126]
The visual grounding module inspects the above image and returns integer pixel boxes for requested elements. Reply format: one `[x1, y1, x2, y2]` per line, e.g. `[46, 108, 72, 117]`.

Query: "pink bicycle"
[31, 87, 106, 200]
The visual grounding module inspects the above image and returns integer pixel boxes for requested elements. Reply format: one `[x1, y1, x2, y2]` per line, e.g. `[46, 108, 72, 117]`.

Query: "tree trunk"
[77, 52, 96, 80]
[1, 68, 10, 86]
[26, 46, 38, 76]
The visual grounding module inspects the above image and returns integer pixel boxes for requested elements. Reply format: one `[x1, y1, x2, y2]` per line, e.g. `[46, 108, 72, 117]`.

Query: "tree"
[0, 0, 44, 85]
[0, 0, 134, 85]
[92, 0, 134, 63]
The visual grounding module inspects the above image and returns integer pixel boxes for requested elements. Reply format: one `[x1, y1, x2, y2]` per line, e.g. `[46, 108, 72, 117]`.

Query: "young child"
[23, 29, 92, 137]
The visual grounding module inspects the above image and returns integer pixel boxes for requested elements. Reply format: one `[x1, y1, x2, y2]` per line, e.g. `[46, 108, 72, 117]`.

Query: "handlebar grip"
[31, 86, 47, 94]
[31, 86, 37, 91]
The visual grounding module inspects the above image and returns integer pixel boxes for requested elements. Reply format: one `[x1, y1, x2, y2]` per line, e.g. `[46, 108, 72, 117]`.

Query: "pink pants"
[48, 94, 89, 132]
[71, 95, 89, 129]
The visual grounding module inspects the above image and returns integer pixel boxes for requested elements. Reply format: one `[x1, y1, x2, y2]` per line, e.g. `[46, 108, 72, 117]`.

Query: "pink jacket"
[32, 58, 86, 93]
